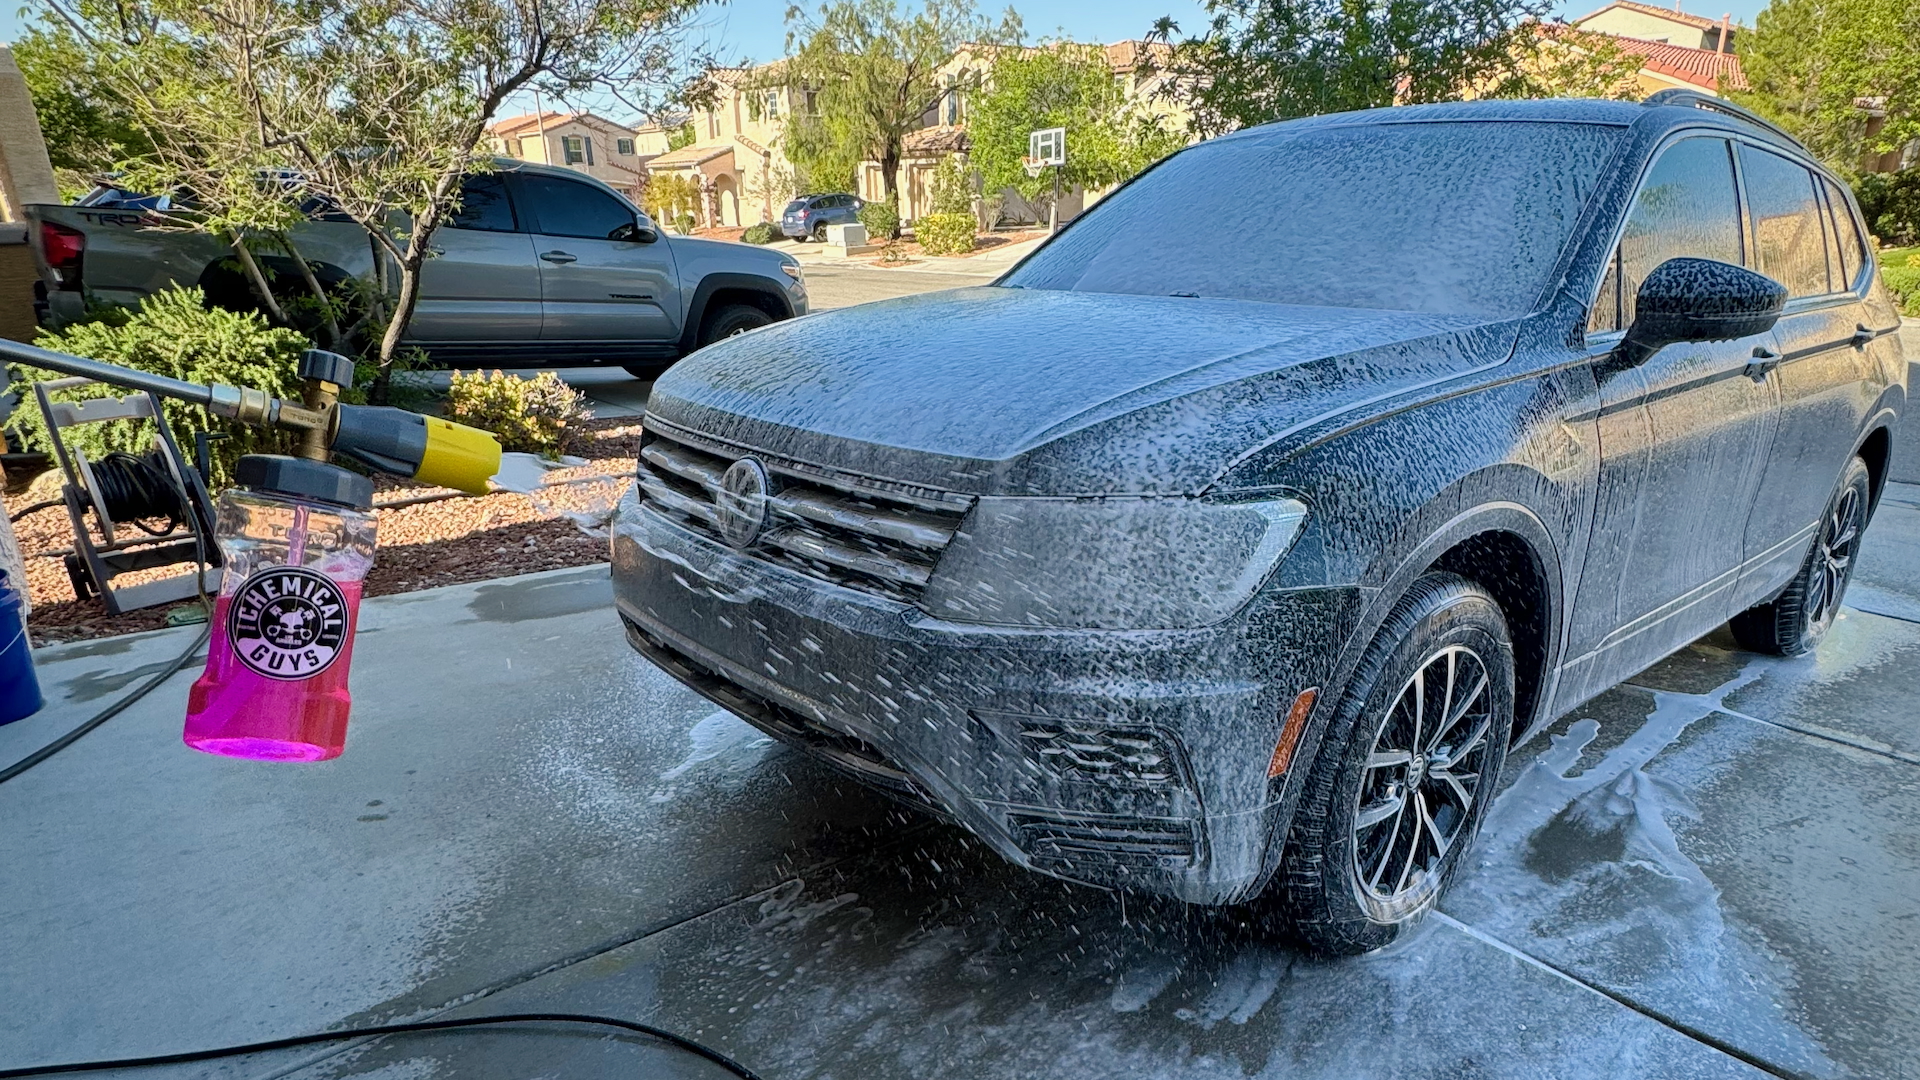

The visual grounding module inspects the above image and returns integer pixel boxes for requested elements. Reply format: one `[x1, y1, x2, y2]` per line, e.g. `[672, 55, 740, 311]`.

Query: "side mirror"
[614, 218, 659, 244]
[1619, 257, 1787, 366]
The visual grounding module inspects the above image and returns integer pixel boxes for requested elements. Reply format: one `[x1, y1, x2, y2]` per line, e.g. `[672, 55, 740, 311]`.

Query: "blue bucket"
[0, 569, 43, 726]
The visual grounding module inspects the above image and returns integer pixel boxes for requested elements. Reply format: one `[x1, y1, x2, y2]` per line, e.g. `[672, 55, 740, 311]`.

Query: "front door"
[1734, 149, 1885, 609]
[408, 172, 542, 342]
[1568, 136, 1781, 690]
[513, 172, 680, 344]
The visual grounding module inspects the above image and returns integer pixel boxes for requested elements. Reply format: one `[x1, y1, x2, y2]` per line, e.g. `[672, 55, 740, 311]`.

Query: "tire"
[699, 303, 773, 346]
[1731, 456, 1870, 656]
[1274, 572, 1516, 956]
[621, 363, 666, 380]
[812, 222, 828, 243]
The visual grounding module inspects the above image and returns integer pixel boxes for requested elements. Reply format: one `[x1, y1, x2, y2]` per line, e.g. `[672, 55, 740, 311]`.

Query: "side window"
[517, 175, 637, 240]
[449, 173, 517, 232]
[1589, 138, 1743, 334]
[1738, 145, 1831, 298]
[1822, 176, 1867, 292]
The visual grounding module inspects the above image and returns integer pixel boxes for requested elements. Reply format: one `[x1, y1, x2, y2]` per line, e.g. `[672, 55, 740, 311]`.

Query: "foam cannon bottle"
[182, 350, 501, 761]
[0, 338, 500, 762]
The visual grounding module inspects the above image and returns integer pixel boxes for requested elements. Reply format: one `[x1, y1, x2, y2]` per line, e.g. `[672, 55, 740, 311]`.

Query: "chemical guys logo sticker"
[228, 566, 349, 680]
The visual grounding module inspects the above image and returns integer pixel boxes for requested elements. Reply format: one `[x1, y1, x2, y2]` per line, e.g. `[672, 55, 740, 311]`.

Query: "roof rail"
[1642, 88, 1798, 145]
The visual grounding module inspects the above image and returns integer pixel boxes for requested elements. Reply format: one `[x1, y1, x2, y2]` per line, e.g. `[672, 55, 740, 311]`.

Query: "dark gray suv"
[612, 94, 1905, 953]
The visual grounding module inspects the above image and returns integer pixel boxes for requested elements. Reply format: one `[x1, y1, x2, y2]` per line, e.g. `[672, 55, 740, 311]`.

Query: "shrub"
[740, 221, 780, 245]
[1855, 169, 1920, 247]
[444, 370, 589, 457]
[673, 212, 697, 235]
[928, 157, 974, 216]
[1882, 264, 1920, 318]
[12, 286, 305, 484]
[857, 200, 900, 240]
[916, 212, 977, 256]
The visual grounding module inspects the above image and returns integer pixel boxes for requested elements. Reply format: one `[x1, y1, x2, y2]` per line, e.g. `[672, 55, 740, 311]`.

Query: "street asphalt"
[2, 320, 1917, 1079]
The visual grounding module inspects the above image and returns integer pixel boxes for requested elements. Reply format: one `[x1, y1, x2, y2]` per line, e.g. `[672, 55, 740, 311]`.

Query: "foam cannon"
[0, 339, 502, 761]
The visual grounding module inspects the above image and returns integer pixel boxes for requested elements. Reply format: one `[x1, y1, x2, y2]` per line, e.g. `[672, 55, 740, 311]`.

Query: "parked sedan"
[612, 93, 1905, 954]
[781, 193, 866, 242]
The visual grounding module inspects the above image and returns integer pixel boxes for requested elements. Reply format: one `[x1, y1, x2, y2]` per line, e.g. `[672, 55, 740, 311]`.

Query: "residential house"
[863, 39, 1190, 225]
[1565, 2, 1747, 97]
[487, 112, 650, 200]
[645, 65, 796, 228]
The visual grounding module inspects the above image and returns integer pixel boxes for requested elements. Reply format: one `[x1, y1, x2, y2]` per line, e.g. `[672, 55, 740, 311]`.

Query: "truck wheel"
[621, 363, 666, 380]
[1731, 456, 1870, 656]
[1273, 572, 1515, 956]
[700, 303, 773, 346]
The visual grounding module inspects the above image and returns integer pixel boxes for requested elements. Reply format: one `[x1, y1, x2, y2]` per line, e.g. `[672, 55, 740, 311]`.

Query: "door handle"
[539, 250, 578, 264]
[1745, 346, 1780, 381]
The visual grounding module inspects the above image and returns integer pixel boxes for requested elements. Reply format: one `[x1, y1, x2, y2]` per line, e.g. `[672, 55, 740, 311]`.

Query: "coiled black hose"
[87, 450, 188, 536]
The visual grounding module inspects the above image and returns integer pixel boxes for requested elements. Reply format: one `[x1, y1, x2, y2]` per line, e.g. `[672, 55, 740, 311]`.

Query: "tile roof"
[1615, 35, 1748, 90]
[645, 144, 734, 169]
[489, 111, 639, 138]
[902, 125, 970, 154]
[1576, 0, 1724, 31]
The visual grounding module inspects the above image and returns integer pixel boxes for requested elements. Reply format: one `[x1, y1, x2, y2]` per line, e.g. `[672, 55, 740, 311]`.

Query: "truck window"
[518, 174, 637, 240]
[449, 173, 517, 232]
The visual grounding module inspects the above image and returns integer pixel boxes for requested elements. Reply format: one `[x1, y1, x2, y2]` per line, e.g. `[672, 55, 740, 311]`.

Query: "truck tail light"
[40, 221, 85, 288]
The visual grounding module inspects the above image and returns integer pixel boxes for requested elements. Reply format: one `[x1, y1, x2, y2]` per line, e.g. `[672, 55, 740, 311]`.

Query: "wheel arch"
[1854, 404, 1899, 519]
[678, 273, 795, 355]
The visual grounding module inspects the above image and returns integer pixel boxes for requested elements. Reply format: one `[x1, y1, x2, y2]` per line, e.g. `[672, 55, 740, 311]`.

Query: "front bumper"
[610, 488, 1354, 904]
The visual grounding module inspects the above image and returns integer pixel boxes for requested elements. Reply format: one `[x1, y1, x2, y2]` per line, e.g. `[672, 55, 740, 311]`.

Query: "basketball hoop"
[1021, 156, 1046, 179]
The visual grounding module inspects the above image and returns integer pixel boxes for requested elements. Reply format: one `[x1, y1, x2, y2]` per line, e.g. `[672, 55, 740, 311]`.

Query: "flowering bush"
[444, 370, 588, 456]
[916, 212, 976, 255]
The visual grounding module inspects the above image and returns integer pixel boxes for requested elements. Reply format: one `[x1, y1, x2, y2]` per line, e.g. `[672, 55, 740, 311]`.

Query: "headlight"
[780, 262, 803, 281]
[919, 496, 1308, 630]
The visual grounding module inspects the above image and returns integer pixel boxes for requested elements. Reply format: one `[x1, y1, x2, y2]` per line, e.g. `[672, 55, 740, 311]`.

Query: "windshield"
[1003, 121, 1622, 318]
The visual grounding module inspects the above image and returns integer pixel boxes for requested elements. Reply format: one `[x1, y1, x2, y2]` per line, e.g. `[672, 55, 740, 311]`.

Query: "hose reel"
[31, 378, 223, 613]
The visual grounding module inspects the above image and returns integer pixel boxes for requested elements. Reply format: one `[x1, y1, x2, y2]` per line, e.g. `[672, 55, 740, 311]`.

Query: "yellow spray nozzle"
[417, 416, 502, 496]
[330, 405, 501, 496]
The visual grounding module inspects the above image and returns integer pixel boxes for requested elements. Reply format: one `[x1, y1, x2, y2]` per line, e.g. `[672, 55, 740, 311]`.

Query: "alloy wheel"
[1806, 483, 1861, 630]
[1350, 644, 1493, 920]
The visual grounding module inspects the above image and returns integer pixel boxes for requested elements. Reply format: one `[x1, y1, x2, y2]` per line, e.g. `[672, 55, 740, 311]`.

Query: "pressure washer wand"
[2, 339, 503, 762]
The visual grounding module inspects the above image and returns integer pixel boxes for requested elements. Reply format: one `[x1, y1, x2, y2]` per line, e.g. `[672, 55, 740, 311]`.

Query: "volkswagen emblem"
[716, 457, 771, 548]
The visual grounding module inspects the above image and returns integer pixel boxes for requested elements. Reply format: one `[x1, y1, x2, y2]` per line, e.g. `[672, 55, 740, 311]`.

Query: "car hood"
[646, 287, 1520, 496]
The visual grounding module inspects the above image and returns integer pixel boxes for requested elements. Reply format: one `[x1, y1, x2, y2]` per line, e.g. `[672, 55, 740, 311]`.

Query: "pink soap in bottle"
[184, 456, 376, 762]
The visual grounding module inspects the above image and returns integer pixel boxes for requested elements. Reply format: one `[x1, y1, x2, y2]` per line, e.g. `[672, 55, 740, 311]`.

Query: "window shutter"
[584, 136, 595, 166]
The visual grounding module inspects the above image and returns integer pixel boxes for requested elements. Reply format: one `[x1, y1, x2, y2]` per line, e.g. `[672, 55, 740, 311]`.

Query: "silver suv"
[29, 161, 807, 378]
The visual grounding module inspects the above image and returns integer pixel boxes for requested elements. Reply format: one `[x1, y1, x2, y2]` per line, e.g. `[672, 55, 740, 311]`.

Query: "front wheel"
[1731, 455, 1870, 656]
[1272, 572, 1515, 956]
[698, 303, 773, 347]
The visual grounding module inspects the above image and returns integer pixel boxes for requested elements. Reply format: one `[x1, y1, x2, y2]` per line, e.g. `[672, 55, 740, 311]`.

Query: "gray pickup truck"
[26, 160, 808, 377]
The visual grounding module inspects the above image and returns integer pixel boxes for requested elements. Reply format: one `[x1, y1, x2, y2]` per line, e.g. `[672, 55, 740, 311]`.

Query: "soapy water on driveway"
[3, 484, 1920, 1078]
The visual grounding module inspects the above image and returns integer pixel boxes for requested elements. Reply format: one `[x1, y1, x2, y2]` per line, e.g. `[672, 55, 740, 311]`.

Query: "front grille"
[635, 424, 970, 600]
[1010, 812, 1197, 871]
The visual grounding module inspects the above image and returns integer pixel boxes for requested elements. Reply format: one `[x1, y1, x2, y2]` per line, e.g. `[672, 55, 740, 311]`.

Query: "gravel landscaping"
[4, 418, 640, 645]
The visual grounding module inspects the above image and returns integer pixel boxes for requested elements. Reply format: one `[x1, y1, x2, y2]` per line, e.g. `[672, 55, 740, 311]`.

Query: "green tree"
[1732, 0, 1920, 171]
[778, 0, 1021, 207]
[43, 0, 703, 395]
[968, 43, 1185, 209]
[11, 23, 152, 195]
[1487, 23, 1646, 101]
[1155, 0, 1550, 135]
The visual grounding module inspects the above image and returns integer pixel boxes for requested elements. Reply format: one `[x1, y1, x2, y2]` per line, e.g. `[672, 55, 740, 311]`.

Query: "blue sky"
[4, 0, 1774, 123]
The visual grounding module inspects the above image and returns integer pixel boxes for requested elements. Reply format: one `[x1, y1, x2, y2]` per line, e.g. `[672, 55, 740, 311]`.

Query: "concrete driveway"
[3, 330, 1917, 1079]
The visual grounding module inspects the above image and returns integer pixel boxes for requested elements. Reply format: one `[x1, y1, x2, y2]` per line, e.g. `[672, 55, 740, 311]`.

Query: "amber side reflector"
[1268, 687, 1320, 778]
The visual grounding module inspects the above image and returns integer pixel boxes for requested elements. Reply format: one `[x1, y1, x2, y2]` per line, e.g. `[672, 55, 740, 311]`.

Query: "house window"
[563, 135, 586, 165]
[765, 91, 781, 120]
[617, 138, 635, 156]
